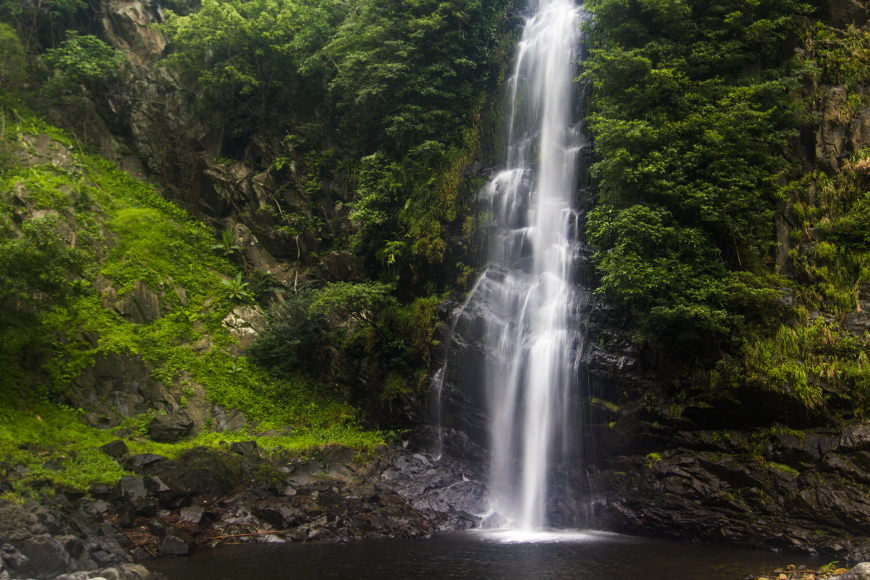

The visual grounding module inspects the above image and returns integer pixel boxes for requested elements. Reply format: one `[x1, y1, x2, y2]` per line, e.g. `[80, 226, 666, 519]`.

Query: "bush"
[247, 288, 328, 379]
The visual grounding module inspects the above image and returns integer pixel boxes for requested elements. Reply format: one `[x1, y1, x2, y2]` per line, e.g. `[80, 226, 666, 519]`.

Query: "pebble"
[751, 563, 864, 580]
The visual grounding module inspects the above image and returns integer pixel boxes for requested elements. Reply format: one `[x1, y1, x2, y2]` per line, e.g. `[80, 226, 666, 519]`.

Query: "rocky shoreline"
[751, 562, 870, 580]
[6, 429, 870, 580]
[0, 434, 494, 580]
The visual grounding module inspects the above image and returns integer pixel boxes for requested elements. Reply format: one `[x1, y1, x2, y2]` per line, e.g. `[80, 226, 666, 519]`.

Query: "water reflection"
[146, 531, 824, 580]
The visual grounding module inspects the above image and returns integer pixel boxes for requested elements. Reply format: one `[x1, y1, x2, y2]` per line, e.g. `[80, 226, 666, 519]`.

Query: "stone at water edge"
[832, 562, 870, 580]
[160, 527, 196, 557]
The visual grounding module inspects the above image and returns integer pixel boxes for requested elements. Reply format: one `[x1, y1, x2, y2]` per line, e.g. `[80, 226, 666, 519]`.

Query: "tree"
[41, 31, 127, 98]
[310, 282, 397, 339]
[582, 0, 814, 349]
[161, 0, 342, 131]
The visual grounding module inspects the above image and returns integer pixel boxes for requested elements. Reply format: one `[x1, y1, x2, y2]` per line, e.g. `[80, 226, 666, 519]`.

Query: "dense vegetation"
[2, 0, 869, 507]
[0, 0, 515, 497]
[0, 107, 381, 498]
[161, 0, 510, 277]
[584, 0, 870, 421]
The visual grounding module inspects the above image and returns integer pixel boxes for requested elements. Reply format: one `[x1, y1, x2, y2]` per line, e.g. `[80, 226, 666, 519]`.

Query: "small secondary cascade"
[477, 0, 586, 528]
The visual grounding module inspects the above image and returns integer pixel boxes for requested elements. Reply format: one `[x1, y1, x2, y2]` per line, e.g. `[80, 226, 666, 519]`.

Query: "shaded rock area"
[0, 444, 487, 579]
[587, 429, 870, 561]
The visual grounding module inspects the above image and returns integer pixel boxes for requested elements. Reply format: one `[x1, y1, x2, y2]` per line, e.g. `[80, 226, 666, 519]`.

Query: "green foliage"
[808, 23, 870, 87]
[247, 286, 328, 378]
[0, 214, 89, 323]
[221, 272, 251, 300]
[583, 0, 814, 352]
[0, 401, 130, 495]
[645, 452, 663, 467]
[161, 0, 342, 127]
[324, 0, 503, 155]
[0, 0, 87, 51]
[310, 283, 439, 409]
[161, 0, 510, 284]
[311, 281, 398, 339]
[211, 226, 241, 257]
[41, 32, 127, 97]
[0, 23, 25, 103]
[0, 112, 382, 462]
[789, 155, 870, 316]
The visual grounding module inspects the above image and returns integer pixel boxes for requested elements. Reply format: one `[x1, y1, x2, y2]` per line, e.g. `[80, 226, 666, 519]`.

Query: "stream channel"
[146, 531, 825, 579]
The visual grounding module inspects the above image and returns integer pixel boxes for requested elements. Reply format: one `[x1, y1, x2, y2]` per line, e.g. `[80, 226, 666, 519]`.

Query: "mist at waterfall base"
[146, 531, 824, 580]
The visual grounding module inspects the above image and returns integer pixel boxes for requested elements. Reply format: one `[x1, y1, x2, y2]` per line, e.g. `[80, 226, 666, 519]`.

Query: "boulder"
[178, 506, 205, 526]
[113, 281, 161, 325]
[100, 440, 129, 458]
[149, 413, 193, 442]
[16, 534, 73, 579]
[127, 454, 169, 474]
[118, 477, 147, 503]
[833, 563, 870, 580]
[828, 0, 869, 28]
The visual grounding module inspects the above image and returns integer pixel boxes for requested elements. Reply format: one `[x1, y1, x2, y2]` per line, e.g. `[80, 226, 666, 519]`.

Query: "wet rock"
[833, 563, 870, 580]
[115, 505, 137, 528]
[143, 477, 170, 495]
[17, 534, 73, 578]
[99, 441, 128, 459]
[126, 454, 169, 475]
[251, 504, 303, 529]
[480, 511, 508, 529]
[118, 477, 147, 503]
[159, 527, 195, 557]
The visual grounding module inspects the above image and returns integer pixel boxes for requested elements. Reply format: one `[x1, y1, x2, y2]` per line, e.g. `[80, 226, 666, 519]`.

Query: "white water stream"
[478, 0, 585, 529]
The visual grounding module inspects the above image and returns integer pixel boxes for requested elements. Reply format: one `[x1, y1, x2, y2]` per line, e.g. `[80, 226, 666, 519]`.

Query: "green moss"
[0, 401, 131, 496]
[768, 462, 800, 478]
[591, 397, 620, 412]
[0, 112, 384, 483]
[645, 452, 663, 468]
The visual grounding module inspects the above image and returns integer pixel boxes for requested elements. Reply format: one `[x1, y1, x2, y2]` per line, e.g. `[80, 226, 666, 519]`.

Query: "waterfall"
[478, 0, 586, 529]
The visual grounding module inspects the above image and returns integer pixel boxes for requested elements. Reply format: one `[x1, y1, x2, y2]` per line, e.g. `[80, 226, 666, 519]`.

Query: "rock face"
[586, 429, 870, 560]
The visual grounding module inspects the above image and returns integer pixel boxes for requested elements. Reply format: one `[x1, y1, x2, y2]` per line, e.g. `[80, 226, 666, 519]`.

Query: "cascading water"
[476, 0, 586, 529]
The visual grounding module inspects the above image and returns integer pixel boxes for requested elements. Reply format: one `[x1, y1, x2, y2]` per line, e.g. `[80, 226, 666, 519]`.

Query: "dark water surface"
[145, 530, 825, 580]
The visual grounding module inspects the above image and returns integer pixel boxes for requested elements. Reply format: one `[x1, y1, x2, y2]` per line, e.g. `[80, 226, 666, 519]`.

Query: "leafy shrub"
[0, 213, 89, 320]
[247, 288, 328, 379]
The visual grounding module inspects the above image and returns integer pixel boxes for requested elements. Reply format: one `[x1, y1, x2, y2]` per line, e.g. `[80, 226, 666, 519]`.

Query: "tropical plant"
[221, 273, 251, 300]
[211, 226, 241, 257]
